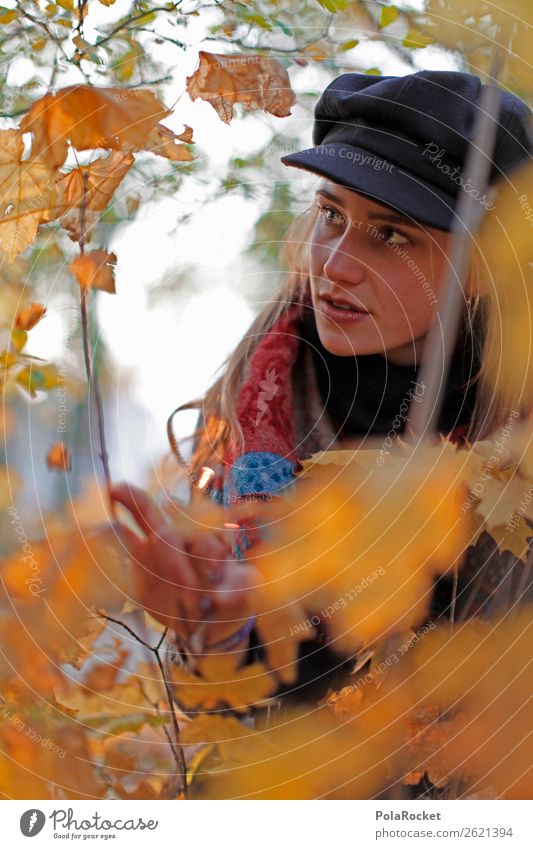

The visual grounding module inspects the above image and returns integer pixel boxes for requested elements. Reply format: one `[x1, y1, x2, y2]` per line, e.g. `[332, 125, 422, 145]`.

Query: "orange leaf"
[20, 85, 170, 169]
[176, 124, 194, 144]
[47, 441, 71, 471]
[43, 151, 133, 242]
[15, 302, 46, 331]
[186, 51, 296, 124]
[69, 250, 117, 294]
[141, 123, 194, 162]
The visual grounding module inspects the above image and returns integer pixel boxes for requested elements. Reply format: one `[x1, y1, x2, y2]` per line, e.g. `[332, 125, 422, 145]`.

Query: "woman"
[110, 69, 532, 707]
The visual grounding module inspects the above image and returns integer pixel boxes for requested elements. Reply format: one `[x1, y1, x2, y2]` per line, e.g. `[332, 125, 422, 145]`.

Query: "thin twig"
[76, 168, 116, 516]
[99, 613, 189, 798]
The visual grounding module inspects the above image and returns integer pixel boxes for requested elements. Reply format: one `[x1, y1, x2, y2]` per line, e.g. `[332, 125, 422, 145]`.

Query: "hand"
[109, 483, 257, 650]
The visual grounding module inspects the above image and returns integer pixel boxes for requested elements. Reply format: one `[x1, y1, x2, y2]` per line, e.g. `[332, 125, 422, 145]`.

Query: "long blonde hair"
[167, 182, 509, 482]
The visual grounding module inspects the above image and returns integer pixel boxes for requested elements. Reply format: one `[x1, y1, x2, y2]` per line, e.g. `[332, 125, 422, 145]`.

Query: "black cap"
[281, 70, 533, 230]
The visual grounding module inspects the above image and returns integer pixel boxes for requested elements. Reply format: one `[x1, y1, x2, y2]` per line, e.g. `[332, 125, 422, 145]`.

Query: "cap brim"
[281, 143, 456, 231]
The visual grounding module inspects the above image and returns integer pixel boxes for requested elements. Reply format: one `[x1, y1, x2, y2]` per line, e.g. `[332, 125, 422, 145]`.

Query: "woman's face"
[308, 179, 452, 365]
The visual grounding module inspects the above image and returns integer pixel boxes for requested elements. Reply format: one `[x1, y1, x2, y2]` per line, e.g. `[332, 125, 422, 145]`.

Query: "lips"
[319, 293, 369, 313]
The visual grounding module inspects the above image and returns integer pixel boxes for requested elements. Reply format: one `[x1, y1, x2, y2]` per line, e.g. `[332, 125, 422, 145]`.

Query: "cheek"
[309, 221, 337, 272]
[379, 270, 436, 330]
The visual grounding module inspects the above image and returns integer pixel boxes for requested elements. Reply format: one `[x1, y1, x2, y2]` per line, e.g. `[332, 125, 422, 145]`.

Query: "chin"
[317, 324, 382, 357]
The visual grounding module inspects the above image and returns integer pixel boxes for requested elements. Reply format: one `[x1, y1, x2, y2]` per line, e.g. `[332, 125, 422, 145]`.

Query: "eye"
[316, 201, 346, 229]
[382, 227, 410, 247]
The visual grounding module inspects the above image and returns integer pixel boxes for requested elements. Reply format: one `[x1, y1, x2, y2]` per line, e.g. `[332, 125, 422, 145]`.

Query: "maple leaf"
[410, 610, 533, 798]
[186, 51, 296, 124]
[254, 598, 312, 685]
[400, 705, 460, 789]
[477, 162, 533, 410]
[0, 129, 56, 264]
[140, 123, 194, 162]
[180, 714, 253, 753]
[20, 85, 170, 170]
[250, 444, 469, 654]
[169, 654, 276, 713]
[69, 250, 117, 294]
[196, 696, 406, 800]
[42, 151, 133, 243]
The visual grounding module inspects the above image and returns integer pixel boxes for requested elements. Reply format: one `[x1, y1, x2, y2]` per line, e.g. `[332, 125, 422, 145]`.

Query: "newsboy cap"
[281, 69, 533, 230]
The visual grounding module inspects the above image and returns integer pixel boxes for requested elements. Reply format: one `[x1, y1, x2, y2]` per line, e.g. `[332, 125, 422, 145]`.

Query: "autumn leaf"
[0, 129, 56, 264]
[477, 162, 533, 410]
[320, 682, 363, 719]
[20, 85, 170, 169]
[15, 363, 59, 397]
[196, 694, 406, 800]
[69, 250, 117, 294]
[140, 123, 194, 162]
[0, 707, 106, 799]
[414, 1, 533, 92]
[379, 4, 400, 28]
[250, 443, 469, 655]
[47, 441, 71, 471]
[15, 302, 46, 331]
[170, 654, 276, 713]
[81, 640, 129, 693]
[254, 598, 312, 685]
[180, 713, 253, 752]
[186, 51, 296, 124]
[410, 610, 533, 798]
[43, 151, 134, 243]
[400, 705, 459, 788]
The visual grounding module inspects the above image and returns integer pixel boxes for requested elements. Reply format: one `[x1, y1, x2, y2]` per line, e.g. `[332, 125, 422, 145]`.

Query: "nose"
[322, 228, 367, 288]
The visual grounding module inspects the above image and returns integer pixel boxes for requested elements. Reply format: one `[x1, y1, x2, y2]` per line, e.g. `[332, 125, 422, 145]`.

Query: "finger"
[109, 483, 166, 538]
[113, 521, 147, 559]
[186, 534, 230, 566]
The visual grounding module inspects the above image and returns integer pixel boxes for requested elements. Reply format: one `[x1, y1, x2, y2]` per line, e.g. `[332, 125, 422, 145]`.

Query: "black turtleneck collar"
[300, 303, 483, 438]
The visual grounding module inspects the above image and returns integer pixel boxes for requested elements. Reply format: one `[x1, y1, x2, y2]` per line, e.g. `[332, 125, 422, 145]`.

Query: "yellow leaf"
[488, 519, 533, 560]
[0, 129, 56, 264]
[10, 329, 27, 351]
[250, 444, 469, 655]
[379, 5, 400, 29]
[186, 51, 296, 124]
[402, 29, 435, 49]
[477, 163, 533, 410]
[401, 705, 459, 789]
[170, 654, 276, 713]
[15, 363, 59, 396]
[410, 610, 533, 798]
[181, 714, 254, 749]
[0, 8, 18, 23]
[69, 250, 117, 294]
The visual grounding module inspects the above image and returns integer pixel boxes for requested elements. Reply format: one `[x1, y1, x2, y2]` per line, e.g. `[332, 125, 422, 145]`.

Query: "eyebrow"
[315, 187, 424, 230]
